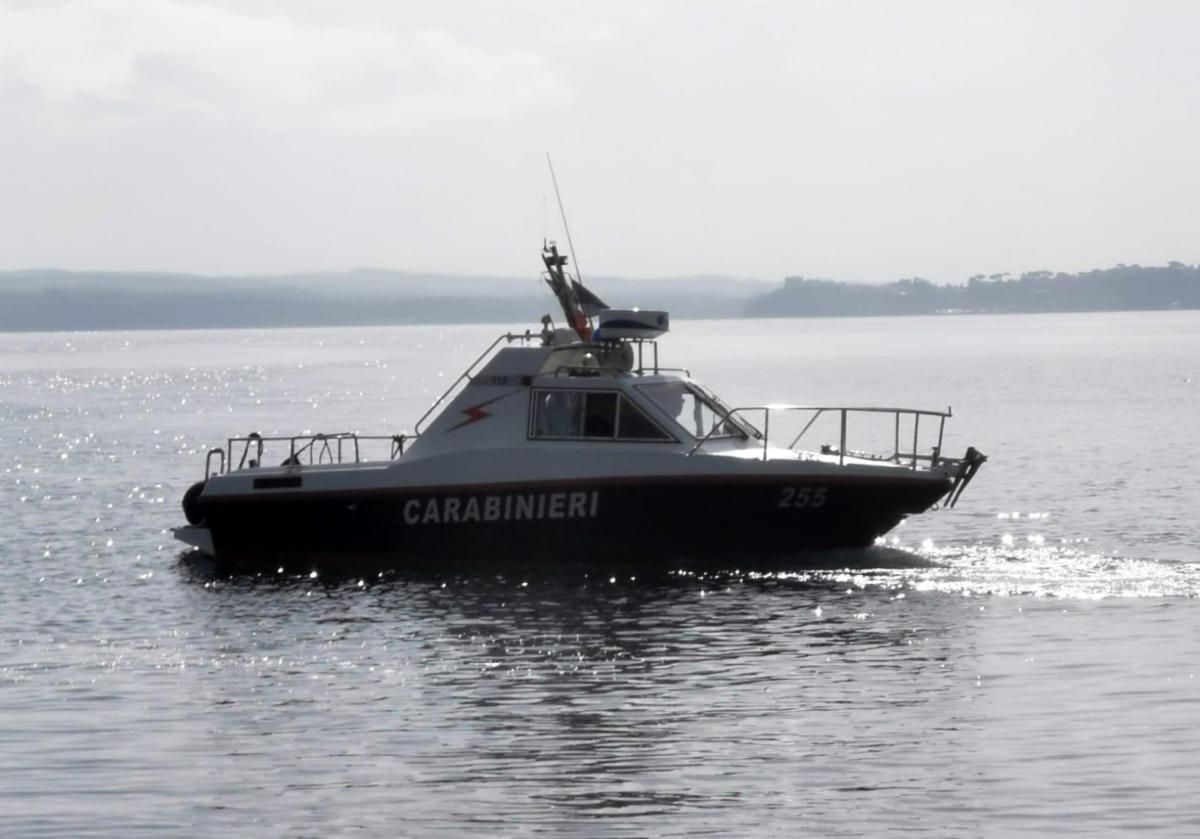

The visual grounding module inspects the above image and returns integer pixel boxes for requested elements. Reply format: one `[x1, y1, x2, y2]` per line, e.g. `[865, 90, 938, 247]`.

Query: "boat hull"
[190, 473, 951, 574]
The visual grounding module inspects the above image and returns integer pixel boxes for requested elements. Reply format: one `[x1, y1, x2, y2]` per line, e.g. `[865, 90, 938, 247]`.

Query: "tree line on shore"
[744, 262, 1200, 317]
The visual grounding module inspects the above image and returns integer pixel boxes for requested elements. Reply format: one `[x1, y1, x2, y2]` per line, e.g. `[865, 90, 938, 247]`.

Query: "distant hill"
[0, 268, 770, 332]
[743, 263, 1200, 318]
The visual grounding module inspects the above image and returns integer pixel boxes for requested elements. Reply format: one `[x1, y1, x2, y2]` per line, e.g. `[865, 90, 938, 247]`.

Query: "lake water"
[2, 311, 1198, 836]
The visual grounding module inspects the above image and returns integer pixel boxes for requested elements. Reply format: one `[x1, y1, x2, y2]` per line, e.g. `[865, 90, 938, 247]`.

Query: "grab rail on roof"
[413, 331, 539, 434]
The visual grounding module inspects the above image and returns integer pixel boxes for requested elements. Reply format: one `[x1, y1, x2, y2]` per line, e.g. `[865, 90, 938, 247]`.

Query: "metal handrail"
[687, 404, 953, 465]
[413, 331, 538, 434]
[623, 340, 684, 377]
[204, 448, 225, 480]
[236, 432, 263, 469]
[641, 366, 692, 377]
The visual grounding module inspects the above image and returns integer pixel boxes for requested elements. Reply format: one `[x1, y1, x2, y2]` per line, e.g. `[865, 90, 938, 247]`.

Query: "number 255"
[778, 487, 827, 509]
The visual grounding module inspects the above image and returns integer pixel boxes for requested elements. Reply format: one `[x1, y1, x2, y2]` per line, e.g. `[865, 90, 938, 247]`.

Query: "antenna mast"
[546, 153, 584, 287]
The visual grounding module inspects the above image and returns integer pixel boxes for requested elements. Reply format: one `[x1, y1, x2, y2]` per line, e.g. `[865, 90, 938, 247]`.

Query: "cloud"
[0, 0, 571, 132]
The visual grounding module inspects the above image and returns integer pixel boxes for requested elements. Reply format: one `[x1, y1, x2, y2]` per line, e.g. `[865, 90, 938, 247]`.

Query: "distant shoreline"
[2, 262, 1196, 333]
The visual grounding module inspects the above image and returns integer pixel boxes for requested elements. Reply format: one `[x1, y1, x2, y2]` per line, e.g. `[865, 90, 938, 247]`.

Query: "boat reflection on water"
[177, 543, 937, 583]
[170, 538, 977, 830]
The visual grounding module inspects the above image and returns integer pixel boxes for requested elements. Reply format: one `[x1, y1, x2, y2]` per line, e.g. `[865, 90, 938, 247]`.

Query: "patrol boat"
[174, 243, 985, 572]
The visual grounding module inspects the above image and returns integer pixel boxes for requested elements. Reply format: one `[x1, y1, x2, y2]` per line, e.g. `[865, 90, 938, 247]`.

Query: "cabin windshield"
[636, 382, 750, 440]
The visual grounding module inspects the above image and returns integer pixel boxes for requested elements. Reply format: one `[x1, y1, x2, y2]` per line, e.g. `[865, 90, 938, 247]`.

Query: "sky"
[2, 0, 1198, 284]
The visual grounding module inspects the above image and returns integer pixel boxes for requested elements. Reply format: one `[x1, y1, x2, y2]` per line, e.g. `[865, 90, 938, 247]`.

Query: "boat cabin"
[403, 331, 759, 461]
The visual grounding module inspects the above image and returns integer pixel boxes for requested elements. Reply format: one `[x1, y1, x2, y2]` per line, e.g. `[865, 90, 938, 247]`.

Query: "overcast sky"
[2, 0, 1198, 283]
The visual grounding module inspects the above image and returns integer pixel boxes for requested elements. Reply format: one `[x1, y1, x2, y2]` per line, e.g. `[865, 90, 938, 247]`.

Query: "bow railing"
[687, 404, 954, 467]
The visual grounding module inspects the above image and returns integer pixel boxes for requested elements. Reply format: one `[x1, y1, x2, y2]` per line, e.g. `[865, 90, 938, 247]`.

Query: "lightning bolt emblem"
[447, 392, 513, 432]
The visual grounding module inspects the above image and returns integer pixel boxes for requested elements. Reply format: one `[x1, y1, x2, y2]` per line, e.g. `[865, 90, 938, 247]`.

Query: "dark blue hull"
[194, 473, 951, 574]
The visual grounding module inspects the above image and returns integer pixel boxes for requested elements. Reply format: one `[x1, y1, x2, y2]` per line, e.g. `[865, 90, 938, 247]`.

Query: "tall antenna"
[546, 153, 584, 287]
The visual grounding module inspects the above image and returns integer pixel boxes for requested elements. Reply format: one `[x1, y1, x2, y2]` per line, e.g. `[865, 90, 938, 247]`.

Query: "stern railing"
[204, 431, 415, 478]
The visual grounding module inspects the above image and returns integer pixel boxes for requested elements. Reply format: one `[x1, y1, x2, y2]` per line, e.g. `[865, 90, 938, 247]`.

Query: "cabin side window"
[636, 382, 746, 440]
[533, 391, 583, 437]
[531, 390, 672, 441]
